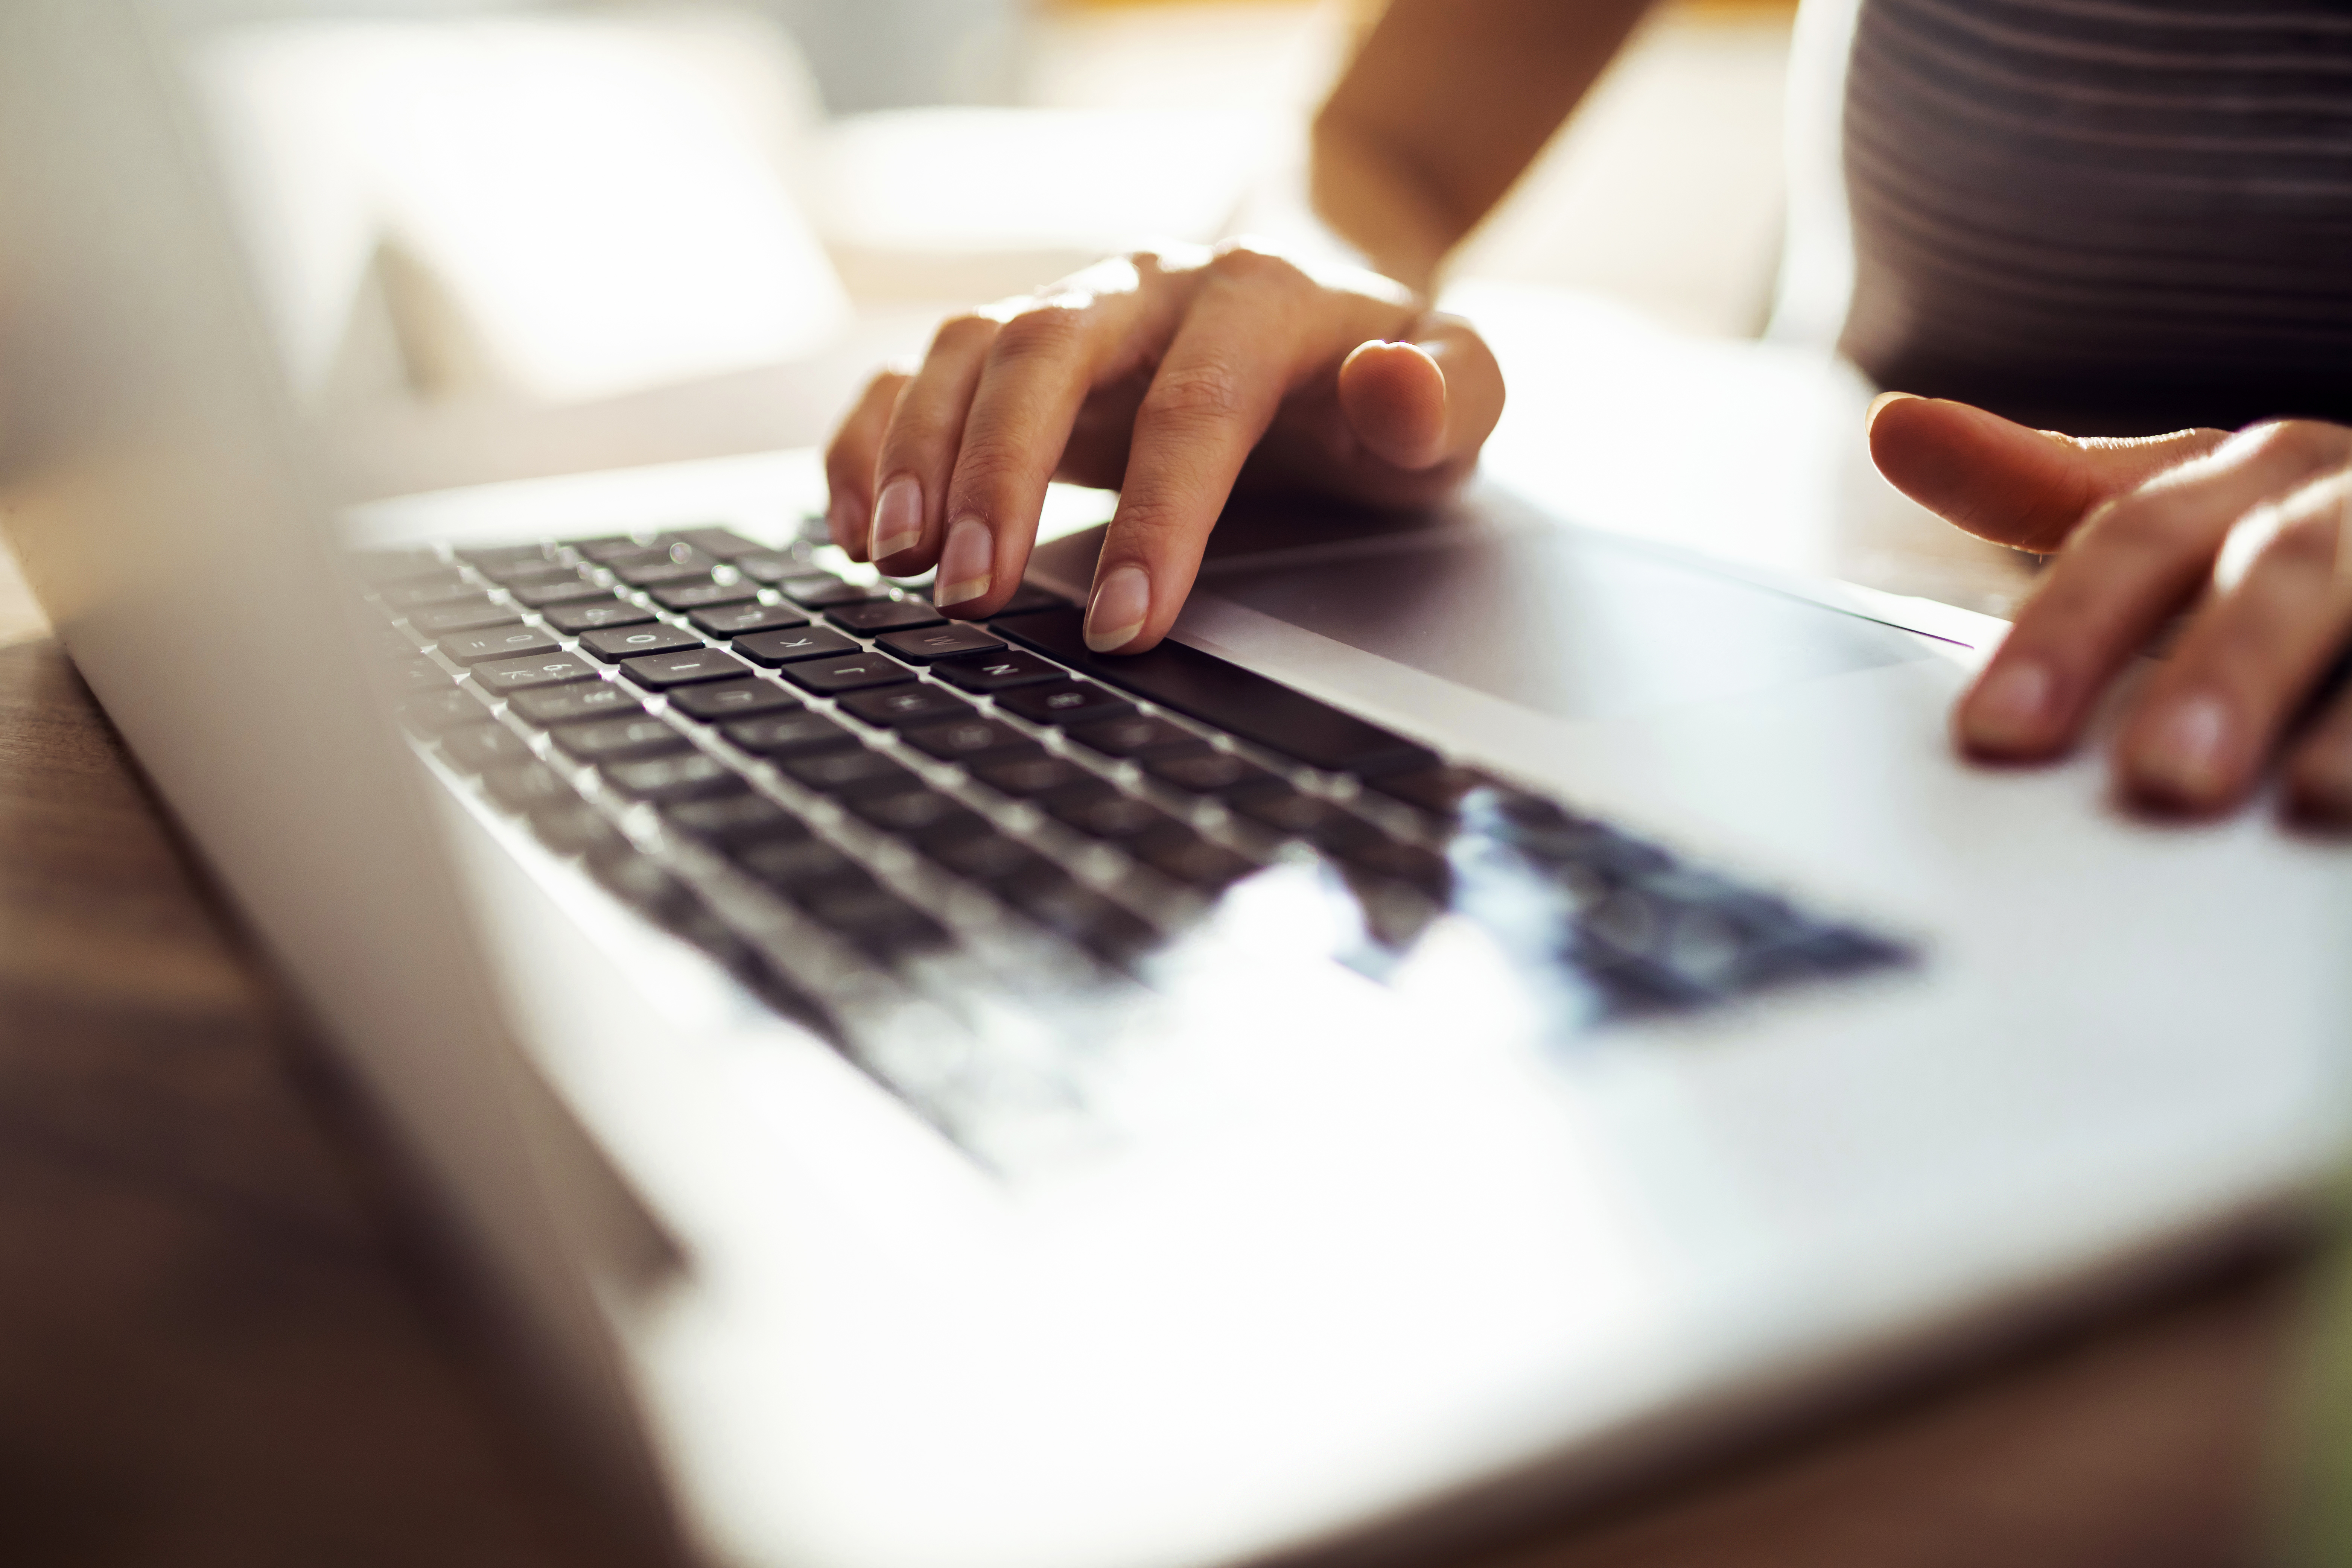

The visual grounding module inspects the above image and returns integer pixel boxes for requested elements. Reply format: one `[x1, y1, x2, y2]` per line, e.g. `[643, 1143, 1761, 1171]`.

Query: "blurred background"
[161, 0, 1803, 502]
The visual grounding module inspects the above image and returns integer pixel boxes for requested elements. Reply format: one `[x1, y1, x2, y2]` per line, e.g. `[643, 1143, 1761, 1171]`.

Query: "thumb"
[1336, 316, 1503, 473]
[1866, 392, 2230, 553]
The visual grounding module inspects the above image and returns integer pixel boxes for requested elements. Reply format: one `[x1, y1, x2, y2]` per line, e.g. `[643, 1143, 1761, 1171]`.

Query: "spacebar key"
[993, 607, 1433, 776]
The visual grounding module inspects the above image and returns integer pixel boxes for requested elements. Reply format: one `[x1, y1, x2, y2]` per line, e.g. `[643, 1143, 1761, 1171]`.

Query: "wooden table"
[0, 598, 2317, 1568]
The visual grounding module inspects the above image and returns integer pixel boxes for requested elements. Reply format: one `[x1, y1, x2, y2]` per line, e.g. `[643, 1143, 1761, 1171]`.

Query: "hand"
[823, 242, 1505, 653]
[1868, 394, 2352, 823]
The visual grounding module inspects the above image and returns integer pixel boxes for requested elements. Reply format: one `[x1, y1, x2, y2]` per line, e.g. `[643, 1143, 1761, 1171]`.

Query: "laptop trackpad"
[1202, 529, 1930, 724]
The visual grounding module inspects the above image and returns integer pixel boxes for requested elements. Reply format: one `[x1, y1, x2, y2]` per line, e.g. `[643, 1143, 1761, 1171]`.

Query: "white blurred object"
[1448, 7, 1794, 340]
[803, 107, 1277, 302]
[195, 8, 851, 405]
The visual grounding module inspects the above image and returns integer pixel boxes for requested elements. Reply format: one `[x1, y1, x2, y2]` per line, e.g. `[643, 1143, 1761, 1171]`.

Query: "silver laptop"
[6, 6, 2348, 1566]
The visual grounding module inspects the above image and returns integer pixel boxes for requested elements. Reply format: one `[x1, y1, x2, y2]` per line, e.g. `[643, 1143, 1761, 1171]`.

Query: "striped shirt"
[1839, 0, 2352, 433]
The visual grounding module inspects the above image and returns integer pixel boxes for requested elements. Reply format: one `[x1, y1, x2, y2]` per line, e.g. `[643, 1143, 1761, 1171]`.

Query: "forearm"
[1307, 117, 1460, 294]
[1309, 0, 1660, 291]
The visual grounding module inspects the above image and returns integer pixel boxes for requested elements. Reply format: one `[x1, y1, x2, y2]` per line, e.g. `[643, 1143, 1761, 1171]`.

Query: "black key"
[996, 607, 1436, 775]
[667, 679, 801, 722]
[843, 788, 984, 838]
[581, 624, 702, 663]
[482, 759, 576, 814]
[545, 599, 657, 635]
[970, 752, 1091, 798]
[673, 527, 767, 560]
[1038, 781, 1174, 842]
[508, 680, 642, 725]
[653, 579, 759, 612]
[471, 651, 601, 693]
[568, 535, 662, 562]
[1339, 837, 1451, 897]
[877, 624, 1005, 663]
[439, 721, 534, 774]
[1141, 742, 1279, 796]
[734, 835, 863, 893]
[930, 649, 1063, 693]
[380, 577, 483, 610]
[1065, 712, 1194, 758]
[730, 552, 804, 584]
[689, 601, 807, 638]
[409, 603, 521, 637]
[472, 558, 571, 588]
[732, 626, 860, 666]
[458, 542, 556, 569]
[511, 576, 610, 608]
[612, 560, 717, 588]
[1368, 764, 1486, 817]
[722, 710, 858, 759]
[777, 574, 878, 608]
[778, 747, 920, 796]
[992, 680, 1132, 727]
[400, 687, 491, 735]
[1130, 825, 1260, 890]
[837, 684, 974, 728]
[1001, 871, 1156, 961]
[387, 659, 452, 694]
[530, 800, 625, 857]
[901, 718, 1040, 765]
[602, 541, 716, 571]
[621, 647, 753, 690]
[799, 883, 948, 958]
[777, 653, 915, 696]
[826, 599, 945, 635]
[549, 715, 691, 763]
[1231, 788, 1380, 852]
[603, 750, 743, 803]
[922, 828, 1052, 886]
[586, 847, 696, 922]
[440, 626, 562, 665]
[665, 793, 807, 848]
[926, 581, 1068, 618]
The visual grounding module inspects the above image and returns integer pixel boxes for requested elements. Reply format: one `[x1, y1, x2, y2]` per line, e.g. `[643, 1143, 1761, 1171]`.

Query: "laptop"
[5, 5, 2348, 1565]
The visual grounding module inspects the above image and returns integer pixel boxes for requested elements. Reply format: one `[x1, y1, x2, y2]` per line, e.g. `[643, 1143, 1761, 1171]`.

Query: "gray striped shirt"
[1839, 0, 2352, 432]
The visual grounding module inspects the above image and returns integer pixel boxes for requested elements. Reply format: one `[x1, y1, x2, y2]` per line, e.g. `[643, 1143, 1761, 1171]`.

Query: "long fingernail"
[869, 475, 923, 561]
[1084, 564, 1150, 653]
[2136, 693, 2233, 803]
[1961, 660, 2054, 753]
[1865, 390, 1918, 433]
[934, 517, 993, 608]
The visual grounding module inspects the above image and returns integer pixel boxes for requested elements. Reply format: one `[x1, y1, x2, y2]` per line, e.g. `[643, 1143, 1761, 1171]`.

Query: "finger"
[857, 312, 1009, 569]
[2285, 677, 2352, 829]
[824, 369, 907, 555]
[1868, 393, 2230, 552]
[1085, 249, 1409, 653]
[936, 260, 1181, 617]
[1956, 420, 2352, 759]
[1336, 316, 1504, 473]
[2116, 476, 2352, 813]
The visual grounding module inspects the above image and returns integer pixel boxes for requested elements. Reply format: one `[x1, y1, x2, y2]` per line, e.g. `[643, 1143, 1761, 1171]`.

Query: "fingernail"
[1962, 660, 2054, 752]
[1084, 564, 1150, 653]
[2137, 693, 2233, 802]
[869, 475, 923, 561]
[934, 517, 993, 608]
[1865, 390, 1919, 433]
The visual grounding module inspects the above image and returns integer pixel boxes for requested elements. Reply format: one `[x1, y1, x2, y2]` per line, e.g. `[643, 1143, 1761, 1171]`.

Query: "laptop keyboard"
[358, 522, 1909, 1163]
